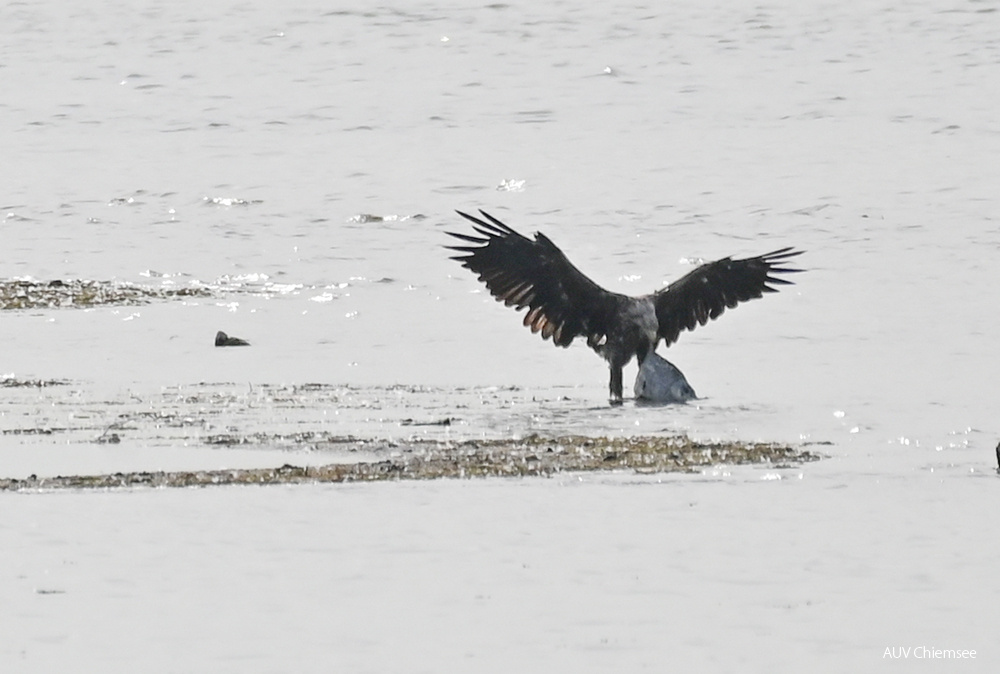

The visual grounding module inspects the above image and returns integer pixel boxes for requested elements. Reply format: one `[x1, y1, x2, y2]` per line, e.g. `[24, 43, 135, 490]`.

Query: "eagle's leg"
[635, 340, 652, 365]
[609, 365, 624, 405]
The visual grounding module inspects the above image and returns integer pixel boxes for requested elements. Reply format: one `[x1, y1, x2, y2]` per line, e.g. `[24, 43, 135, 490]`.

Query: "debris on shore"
[0, 279, 211, 310]
[0, 434, 821, 491]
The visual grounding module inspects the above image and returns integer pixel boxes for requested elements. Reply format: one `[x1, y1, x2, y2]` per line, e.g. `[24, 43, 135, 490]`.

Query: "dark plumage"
[446, 210, 803, 403]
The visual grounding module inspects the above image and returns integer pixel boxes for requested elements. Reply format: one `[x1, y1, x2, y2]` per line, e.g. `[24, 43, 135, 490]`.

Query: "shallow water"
[2, 0, 999, 670]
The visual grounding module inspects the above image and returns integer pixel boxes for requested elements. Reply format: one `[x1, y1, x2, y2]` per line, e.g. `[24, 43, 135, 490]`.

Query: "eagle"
[446, 210, 803, 403]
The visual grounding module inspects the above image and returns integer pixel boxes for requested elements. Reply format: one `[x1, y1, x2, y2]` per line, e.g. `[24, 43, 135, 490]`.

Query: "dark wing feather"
[653, 248, 803, 346]
[446, 210, 627, 348]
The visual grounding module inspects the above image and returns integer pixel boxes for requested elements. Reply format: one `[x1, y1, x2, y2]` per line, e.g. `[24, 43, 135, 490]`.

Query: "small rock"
[215, 331, 250, 347]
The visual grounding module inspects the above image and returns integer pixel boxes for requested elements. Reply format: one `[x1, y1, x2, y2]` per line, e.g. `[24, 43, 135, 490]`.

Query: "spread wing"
[654, 248, 803, 346]
[445, 210, 628, 348]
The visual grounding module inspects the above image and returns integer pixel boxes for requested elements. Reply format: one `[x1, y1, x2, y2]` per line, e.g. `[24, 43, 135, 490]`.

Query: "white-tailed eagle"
[446, 210, 802, 403]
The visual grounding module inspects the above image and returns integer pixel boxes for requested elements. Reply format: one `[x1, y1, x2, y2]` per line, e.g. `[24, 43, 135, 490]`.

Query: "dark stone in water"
[634, 352, 697, 404]
[215, 331, 250, 347]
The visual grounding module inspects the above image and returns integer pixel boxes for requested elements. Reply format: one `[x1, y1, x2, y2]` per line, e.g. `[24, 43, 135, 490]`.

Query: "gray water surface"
[2, 1, 998, 670]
